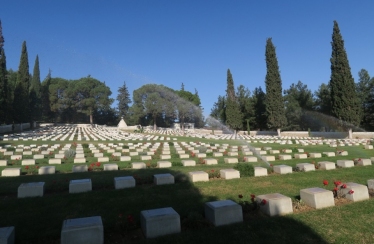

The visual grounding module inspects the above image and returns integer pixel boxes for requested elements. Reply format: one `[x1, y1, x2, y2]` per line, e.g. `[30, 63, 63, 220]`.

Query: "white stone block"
[72, 165, 88, 173]
[179, 154, 189, 159]
[364, 145, 373, 149]
[69, 179, 92, 193]
[55, 154, 65, 159]
[182, 160, 196, 166]
[337, 160, 354, 168]
[18, 182, 44, 198]
[120, 156, 131, 161]
[296, 163, 315, 172]
[269, 150, 280, 154]
[257, 193, 293, 216]
[244, 156, 257, 162]
[279, 154, 292, 160]
[273, 165, 292, 174]
[342, 182, 369, 202]
[74, 158, 86, 164]
[49, 159, 61, 164]
[294, 153, 307, 159]
[104, 164, 118, 171]
[38, 166, 55, 175]
[213, 152, 223, 157]
[140, 207, 180, 238]
[367, 179, 374, 190]
[114, 176, 135, 189]
[0, 226, 15, 244]
[243, 151, 253, 156]
[254, 167, 268, 176]
[61, 216, 103, 244]
[132, 162, 146, 169]
[157, 161, 171, 168]
[160, 155, 171, 160]
[154, 173, 174, 185]
[220, 169, 240, 179]
[188, 171, 209, 182]
[94, 153, 103, 158]
[309, 153, 322, 158]
[0, 160, 7, 166]
[322, 152, 335, 157]
[355, 158, 372, 166]
[261, 156, 275, 161]
[97, 157, 109, 162]
[10, 155, 22, 160]
[1, 168, 21, 177]
[204, 158, 217, 165]
[224, 158, 238, 164]
[21, 159, 35, 165]
[204, 200, 243, 226]
[140, 155, 152, 160]
[300, 187, 335, 209]
[227, 152, 238, 156]
[318, 161, 336, 170]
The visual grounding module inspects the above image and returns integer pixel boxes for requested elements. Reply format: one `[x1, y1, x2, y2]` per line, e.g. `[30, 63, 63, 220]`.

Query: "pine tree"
[29, 55, 42, 124]
[329, 21, 360, 127]
[264, 38, 287, 131]
[117, 81, 132, 120]
[41, 70, 52, 121]
[225, 69, 243, 135]
[13, 41, 30, 123]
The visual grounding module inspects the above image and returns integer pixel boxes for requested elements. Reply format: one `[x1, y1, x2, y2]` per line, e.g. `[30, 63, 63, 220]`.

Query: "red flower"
[333, 187, 338, 191]
[36, 166, 39, 169]
[348, 190, 354, 194]
[270, 164, 273, 167]
[261, 199, 267, 205]
[238, 194, 243, 199]
[323, 180, 329, 186]
[25, 166, 29, 170]
[334, 181, 342, 187]
[250, 194, 255, 199]
[342, 184, 347, 189]
[211, 169, 215, 172]
[96, 162, 101, 167]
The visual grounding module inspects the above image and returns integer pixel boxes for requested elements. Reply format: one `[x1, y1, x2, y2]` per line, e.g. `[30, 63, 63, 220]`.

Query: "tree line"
[210, 21, 373, 133]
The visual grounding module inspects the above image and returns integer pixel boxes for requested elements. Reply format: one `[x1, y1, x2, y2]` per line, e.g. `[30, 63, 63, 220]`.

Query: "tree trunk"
[277, 128, 281, 137]
[90, 114, 93, 125]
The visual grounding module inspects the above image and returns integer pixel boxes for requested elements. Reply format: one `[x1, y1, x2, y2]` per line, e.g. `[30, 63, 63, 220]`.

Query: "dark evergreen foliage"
[225, 69, 243, 133]
[329, 21, 360, 127]
[13, 41, 30, 123]
[117, 81, 132, 120]
[264, 38, 287, 130]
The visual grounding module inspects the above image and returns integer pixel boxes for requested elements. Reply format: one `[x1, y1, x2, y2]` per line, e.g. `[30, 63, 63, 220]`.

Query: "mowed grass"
[0, 138, 374, 243]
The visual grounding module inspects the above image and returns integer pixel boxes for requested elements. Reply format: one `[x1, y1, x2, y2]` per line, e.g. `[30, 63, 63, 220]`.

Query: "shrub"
[64, 149, 76, 159]
[6, 147, 15, 151]
[198, 146, 207, 153]
[82, 144, 89, 148]
[168, 142, 174, 146]
[234, 163, 254, 177]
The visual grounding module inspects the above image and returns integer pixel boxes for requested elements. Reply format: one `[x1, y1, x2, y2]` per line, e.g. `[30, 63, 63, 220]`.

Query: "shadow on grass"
[0, 168, 328, 244]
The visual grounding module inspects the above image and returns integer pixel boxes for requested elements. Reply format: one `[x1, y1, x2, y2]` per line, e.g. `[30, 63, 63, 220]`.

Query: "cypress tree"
[117, 81, 132, 120]
[13, 41, 30, 123]
[0, 20, 4, 49]
[29, 55, 42, 124]
[0, 48, 7, 124]
[329, 21, 360, 127]
[264, 38, 287, 132]
[225, 69, 243, 135]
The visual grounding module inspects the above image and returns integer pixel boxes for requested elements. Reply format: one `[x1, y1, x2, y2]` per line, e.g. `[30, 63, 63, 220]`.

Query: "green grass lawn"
[0, 138, 374, 243]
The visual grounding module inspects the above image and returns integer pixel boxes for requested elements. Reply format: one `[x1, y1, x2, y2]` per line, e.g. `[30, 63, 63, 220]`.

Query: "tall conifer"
[13, 41, 30, 123]
[225, 69, 243, 135]
[329, 21, 360, 127]
[264, 38, 287, 131]
[30, 55, 42, 124]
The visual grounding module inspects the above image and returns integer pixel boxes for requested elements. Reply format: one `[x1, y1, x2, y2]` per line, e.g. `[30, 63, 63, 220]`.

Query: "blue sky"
[1, 1, 374, 117]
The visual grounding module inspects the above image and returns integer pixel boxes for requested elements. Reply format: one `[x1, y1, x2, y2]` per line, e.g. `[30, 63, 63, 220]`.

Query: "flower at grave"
[238, 194, 243, 199]
[211, 169, 215, 172]
[323, 180, 329, 186]
[342, 184, 347, 189]
[25, 166, 29, 170]
[250, 194, 256, 202]
[334, 181, 342, 187]
[348, 190, 354, 194]
[96, 162, 101, 167]
[36, 166, 39, 169]
[261, 199, 267, 205]
[270, 164, 273, 167]
[333, 187, 338, 192]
